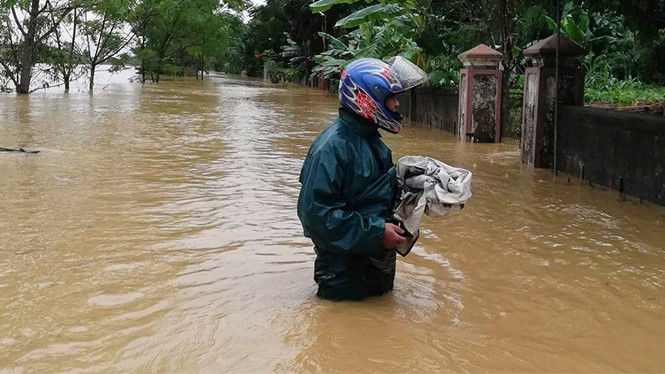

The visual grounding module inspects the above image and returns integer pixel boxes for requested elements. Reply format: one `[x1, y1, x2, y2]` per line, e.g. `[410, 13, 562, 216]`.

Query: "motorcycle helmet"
[339, 56, 427, 133]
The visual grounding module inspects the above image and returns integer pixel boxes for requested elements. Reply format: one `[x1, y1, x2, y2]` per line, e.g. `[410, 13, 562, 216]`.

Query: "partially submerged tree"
[132, 0, 244, 82]
[134, 0, 203, 82]
[182, 8, 236, 80]
[45, 4, 85, 91]
[81, 0, 134, 91]
[0, 0, 77, 93]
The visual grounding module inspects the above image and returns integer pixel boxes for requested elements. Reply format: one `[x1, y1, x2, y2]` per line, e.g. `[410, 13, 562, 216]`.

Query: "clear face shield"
[385, 56, 428, 92]
[382, 56, 427, 121]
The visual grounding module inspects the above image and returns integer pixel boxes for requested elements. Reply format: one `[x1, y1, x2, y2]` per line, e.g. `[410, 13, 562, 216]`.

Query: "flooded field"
[1, 72, 665, 373]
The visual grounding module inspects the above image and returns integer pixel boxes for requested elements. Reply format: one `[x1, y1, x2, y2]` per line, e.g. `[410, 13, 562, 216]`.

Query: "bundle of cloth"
[392, 155, 472, 256]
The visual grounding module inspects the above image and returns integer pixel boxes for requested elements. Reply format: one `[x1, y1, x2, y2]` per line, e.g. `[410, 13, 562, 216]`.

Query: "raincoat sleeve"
[298, 142, 386, 255]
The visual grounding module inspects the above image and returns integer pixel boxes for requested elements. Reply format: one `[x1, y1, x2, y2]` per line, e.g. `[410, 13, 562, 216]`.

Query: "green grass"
[585, 74, 665, 106]
[583, 55, 665, 106]
[501, 72, 663, 108]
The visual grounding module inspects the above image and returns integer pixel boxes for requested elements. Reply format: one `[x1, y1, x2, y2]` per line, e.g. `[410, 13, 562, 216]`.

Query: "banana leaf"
[317, 32, 347, 50]
[335, 4, 402, 29]
[310, 0, 360, 13]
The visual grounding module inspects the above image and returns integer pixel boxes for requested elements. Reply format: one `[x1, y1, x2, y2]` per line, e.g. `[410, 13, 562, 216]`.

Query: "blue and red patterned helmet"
[339, 56, 427, 133]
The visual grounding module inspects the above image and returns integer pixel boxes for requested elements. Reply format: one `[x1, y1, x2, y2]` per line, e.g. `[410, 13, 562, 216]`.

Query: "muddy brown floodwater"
[1, 73, 665, 373]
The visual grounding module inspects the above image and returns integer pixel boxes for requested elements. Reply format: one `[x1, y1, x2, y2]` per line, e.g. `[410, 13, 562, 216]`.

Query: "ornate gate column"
[457, 44, 503, 142]
[521, 34, 587, 167]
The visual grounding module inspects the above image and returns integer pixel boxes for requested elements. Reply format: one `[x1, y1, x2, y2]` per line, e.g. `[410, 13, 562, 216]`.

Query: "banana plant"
[545, 1, 589, 45]
[310, 0, 429, 32]
[309, 21, 421, 81]
[280, 32, 308, 68]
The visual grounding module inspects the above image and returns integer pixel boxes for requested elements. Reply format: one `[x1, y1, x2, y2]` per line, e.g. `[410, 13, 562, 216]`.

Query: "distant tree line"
[0, 0, 246, 93]
[2, 0, 663, 104]
[231, 0, 664, 105]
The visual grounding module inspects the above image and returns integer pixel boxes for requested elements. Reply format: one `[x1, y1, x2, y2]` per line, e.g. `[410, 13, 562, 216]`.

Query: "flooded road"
[1, 73, 665, 373]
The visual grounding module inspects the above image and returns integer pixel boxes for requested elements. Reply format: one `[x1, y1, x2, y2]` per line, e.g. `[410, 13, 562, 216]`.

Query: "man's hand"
[382, 223, 406, 249]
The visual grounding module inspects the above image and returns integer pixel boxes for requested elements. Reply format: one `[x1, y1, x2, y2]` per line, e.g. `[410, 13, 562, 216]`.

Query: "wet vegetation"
[0, 0, 246, 93]
[237, 0, 665, 107]
[0, 0, 663, 106]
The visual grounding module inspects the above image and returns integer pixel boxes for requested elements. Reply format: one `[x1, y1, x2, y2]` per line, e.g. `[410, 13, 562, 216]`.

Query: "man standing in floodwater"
[297, 57, 428, 300]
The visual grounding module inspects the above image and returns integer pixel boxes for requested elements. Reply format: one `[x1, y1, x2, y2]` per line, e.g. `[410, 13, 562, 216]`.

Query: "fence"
[557, 105, 665, 205]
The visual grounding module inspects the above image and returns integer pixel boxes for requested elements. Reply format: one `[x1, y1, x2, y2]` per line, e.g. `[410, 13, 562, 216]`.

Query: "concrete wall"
[557, 106, 665, 205]
[409, 87, 458, 133]
[402, 86, 521, 140]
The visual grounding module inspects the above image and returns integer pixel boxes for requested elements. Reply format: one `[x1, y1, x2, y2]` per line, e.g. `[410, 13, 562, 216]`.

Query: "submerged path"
[1, 73, 665, 372]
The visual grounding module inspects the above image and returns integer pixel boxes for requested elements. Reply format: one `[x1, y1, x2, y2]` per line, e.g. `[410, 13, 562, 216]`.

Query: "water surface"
[1, 73, 665, 373]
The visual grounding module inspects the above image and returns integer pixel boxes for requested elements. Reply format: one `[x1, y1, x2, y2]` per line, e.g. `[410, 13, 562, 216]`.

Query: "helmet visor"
[385, 56, 428, 91]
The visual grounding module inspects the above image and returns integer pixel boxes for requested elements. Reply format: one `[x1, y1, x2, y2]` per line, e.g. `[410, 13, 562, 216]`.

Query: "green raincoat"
[298, 109, 397, 300]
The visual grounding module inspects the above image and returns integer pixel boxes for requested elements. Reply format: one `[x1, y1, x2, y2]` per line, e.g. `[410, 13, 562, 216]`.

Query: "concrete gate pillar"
[457, 44, 503, 142]
[317, 74, 327, 90]
[521, 34, 587, 168]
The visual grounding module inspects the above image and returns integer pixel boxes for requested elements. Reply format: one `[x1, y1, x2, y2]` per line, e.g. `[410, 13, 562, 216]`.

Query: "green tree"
[183, 10, 238, 79]
[81, 0, 135, 91]
[241, 0, 291, 77]
[0, 0, 79, 93]
[216, 18, 246, 74]
[132, 0, 242, 82]
[45, 5, 85, 91]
